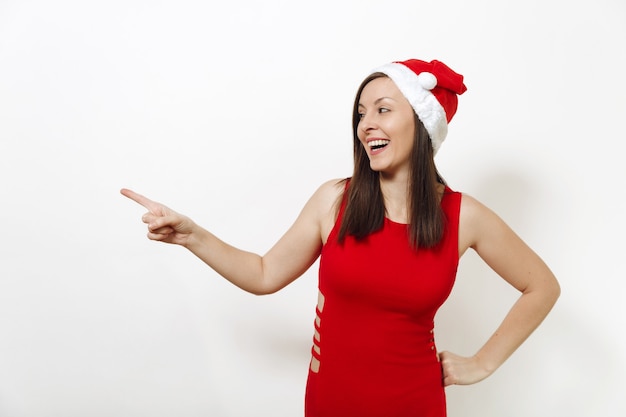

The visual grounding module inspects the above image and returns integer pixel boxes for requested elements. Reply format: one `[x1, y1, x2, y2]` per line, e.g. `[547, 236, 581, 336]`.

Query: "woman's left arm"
[439, 193, 561, 386]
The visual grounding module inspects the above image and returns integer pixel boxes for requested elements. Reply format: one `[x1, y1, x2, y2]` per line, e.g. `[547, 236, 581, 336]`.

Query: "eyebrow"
[358, 97, 396, 108]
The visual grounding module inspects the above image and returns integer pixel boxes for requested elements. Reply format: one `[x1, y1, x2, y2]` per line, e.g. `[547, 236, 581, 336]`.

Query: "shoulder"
[306, 178, 347, 241]
[459, 192, 488, 219]
[458, 192, 507, 255]
[300, 178, 347, 217]
[318, 177, 348, 194]
[310, 178, 347, 205]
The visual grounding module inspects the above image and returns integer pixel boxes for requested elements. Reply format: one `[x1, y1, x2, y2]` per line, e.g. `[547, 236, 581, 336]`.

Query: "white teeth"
[368, 140, 390, 148]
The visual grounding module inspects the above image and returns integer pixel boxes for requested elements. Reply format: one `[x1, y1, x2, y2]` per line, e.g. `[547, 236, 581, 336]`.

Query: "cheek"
[401, 123, 416, 146]
[356, 130, 367, 144]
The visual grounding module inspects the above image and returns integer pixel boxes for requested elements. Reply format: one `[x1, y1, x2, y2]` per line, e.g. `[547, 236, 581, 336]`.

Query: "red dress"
[305, 184, 461, 417]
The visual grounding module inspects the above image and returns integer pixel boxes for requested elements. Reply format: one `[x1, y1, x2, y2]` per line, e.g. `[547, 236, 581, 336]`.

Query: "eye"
[378, 107, 390, 114]
[357, 112, 365, 119]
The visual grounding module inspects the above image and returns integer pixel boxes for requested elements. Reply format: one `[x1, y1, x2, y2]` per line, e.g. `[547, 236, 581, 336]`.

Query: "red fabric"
[397, 59, 467, 122]
[305, 183, 461, 417]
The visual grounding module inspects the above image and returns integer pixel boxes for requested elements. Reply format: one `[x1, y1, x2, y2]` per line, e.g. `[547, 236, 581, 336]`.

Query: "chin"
[368, 163, 387, 173]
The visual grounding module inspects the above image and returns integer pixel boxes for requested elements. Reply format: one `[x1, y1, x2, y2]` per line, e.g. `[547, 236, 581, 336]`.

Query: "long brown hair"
[337, 73, 446, 249]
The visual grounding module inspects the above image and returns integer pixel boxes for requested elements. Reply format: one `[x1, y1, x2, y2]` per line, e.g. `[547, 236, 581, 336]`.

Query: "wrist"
[473, 353, 499, 378]
[181, 221, 203, 249]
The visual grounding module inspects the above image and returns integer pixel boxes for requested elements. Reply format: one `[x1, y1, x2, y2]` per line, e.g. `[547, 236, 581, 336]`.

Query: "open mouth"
[369, 139, 390, 151]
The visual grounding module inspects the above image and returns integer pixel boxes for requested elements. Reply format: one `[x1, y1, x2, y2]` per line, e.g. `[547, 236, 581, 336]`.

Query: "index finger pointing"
[120, 188, 160, 213]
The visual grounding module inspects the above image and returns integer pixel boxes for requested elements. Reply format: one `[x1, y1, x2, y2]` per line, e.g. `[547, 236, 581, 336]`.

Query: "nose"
[358, 113, 377, 134]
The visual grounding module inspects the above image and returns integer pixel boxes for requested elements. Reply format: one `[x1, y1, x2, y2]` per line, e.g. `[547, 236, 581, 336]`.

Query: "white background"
[1, 0, 625, 416]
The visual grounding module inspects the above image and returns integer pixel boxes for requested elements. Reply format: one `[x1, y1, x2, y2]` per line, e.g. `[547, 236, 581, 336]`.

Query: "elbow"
[241, 281, 275, 296]
[250, 258, 293, 296]
[542, 273, 561, 309]
[524, 272, 561, 310]
[248, 287, 279, 296]
[550, 276, 561, 304]
[246, 279, 284, 296]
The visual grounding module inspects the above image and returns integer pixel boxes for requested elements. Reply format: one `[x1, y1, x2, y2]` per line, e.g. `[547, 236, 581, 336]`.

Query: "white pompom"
[417, 72, 437, 90]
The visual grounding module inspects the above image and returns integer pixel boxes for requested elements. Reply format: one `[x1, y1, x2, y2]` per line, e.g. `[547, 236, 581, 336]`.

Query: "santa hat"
[371, 59, 467, 155]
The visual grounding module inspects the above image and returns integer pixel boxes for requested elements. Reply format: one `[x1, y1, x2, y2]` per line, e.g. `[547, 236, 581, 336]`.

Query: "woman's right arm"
[121, 179, 343, 295]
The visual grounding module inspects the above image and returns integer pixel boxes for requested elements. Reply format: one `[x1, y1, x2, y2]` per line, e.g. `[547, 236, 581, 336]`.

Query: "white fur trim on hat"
[371, 62, 448, 155]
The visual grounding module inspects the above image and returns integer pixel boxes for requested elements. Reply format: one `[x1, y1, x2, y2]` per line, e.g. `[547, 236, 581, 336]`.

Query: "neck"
[378, 171, 446, 223]
[379, 171, 410, 222]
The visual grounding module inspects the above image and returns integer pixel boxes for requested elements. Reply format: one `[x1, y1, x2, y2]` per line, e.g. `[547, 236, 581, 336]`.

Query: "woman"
[121, 58, 560, 416]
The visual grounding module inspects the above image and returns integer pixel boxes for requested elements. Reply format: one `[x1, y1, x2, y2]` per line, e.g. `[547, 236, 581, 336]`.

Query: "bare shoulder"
[458, 192, 559, 296]
[458, 192, 508, 256]
[306, 178, 347, 242]
[318, 178, 348, 195]
[307, 178, 347, 211]
[459, 192, 492, 222]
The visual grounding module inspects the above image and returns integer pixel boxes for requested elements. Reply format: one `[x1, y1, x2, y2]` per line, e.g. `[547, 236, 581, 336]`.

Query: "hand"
[438, 351, 492, 386]
[120, 188, 196, 246]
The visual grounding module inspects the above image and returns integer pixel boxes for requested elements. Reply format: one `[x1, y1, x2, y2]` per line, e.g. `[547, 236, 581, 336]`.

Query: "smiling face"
[356, 76, 416, 177]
